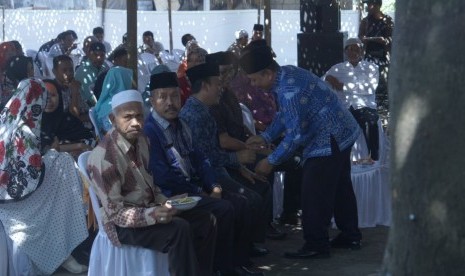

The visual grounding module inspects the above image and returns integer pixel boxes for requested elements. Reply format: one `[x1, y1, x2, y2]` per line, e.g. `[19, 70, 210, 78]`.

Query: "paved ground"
[54, 225, 389, 276]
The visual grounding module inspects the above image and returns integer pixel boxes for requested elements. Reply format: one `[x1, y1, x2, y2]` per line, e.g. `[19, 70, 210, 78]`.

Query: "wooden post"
[264, 0, 271, 46]
[168, 0, 173, 52]
[127, 0, 138, 88]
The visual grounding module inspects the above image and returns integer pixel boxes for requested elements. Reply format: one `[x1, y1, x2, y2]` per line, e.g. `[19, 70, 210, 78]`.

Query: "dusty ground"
[54, 225, 389, 276]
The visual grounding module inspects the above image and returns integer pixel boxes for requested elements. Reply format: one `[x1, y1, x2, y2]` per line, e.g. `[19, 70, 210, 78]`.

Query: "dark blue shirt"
[179, 96, 240, 169]
[262, 65, 360, 165]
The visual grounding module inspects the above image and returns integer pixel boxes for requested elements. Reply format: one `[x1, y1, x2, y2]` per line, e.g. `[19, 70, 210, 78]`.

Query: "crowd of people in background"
[0, 0, 392, 274]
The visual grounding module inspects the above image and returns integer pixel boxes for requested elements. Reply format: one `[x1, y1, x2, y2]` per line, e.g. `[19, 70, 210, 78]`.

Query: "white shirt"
[323, 60, 379, 110]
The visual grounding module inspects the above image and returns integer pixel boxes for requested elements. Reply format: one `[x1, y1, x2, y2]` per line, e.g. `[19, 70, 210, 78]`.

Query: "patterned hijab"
[0, 78, 47, 202]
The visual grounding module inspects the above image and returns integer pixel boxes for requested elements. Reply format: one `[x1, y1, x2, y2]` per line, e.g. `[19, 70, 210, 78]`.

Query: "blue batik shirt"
[261, 65, 360, 165]
[180, 97, 240, 169]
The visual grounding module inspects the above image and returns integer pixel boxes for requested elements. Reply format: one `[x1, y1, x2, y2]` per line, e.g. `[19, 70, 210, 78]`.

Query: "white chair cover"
[239, 103, 256, 135]
[88, 107, 103, 140]
[137, 56, 152, 93]
[77, 152, 170, 276]
[44, 56, 55, 79]
[159, 51, 180, 72]
[351, 162, 391, 227]
[140, 52, 160, 73]
[171, 49, 184, 63]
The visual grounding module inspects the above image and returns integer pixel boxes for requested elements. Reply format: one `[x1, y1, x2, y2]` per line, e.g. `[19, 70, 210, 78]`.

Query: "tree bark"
[383, 1, 465, 275]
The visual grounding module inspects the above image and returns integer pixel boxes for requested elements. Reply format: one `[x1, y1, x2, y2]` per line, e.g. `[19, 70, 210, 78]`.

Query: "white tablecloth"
[351, 162, 391, 228]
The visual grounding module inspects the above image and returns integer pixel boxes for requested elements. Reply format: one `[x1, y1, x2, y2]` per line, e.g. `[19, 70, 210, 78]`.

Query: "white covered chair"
[88, 107, 104, 141]
[239, 103, 256, 135]
[77, 152, 170, 276]
[349, 120, 391, 228]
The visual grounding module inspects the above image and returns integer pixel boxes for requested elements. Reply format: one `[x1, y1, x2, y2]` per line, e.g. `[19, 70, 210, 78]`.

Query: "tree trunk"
[127, 0, 138, 88]
[383, 1, 465, 275]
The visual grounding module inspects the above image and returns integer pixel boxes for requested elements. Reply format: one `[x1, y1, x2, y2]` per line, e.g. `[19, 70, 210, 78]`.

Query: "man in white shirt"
[324, 37, 380, 160]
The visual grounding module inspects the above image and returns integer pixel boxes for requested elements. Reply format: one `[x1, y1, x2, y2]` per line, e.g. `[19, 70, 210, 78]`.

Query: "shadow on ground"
[253, 225, 389, 276]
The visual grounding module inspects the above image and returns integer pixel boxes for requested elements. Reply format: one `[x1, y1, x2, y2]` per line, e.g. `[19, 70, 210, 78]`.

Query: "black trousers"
[301, 138, 361, 252]
[193, 193, 250, 272]
[215, 167, 268, 243]
[350, 106, 380, 160]
[116, 209, 217, 276]
[274, 155, 303, 219]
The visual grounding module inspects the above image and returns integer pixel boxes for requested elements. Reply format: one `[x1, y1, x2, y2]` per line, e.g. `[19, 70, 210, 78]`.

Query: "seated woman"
[93, 66, 133, 134]
[0, 78, 89, 274]
[42, 80, 95, 158]
[1, 55, 34, 109]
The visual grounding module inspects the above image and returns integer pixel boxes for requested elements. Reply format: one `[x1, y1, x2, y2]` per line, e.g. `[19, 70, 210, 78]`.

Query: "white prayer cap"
[111, 89, 143, 110]
[235, 29, 248, 40]
[345, 37, 363, 49]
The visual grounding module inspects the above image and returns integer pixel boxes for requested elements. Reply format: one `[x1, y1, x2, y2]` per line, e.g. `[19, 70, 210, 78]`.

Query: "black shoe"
[330, 235, 361, 250]
[278, 212, 301, 226]
[266, 223, 287, 240]
[250, 244, 269, 257]
[284, 247, 330, 259]
[234, 265, 265, 276]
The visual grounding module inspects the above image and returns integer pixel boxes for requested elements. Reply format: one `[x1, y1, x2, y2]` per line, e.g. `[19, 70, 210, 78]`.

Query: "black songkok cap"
[186, 62, 220, 86]
[150, 72, 179, 91]
[89, 42, 106, 53]
[253, 24, 264, 31]
[362, 0, 382, 5]
[239, 45, 273, 74]
[206, 51, 236, 66]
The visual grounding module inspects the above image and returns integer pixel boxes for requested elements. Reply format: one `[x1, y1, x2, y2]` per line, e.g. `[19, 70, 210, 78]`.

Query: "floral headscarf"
[0, 78, 47, 202]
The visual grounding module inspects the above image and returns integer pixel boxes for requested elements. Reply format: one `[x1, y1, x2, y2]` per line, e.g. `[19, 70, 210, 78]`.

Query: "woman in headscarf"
[93, 66, 133, 133]
[41, 80, 95, 158]
[1, 56, 34, 109]
[0, 78, 89, 274]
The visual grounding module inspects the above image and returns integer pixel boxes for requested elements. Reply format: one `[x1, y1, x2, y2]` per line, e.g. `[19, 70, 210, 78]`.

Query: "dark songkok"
[253, 24, 264, 31]
[206, 51, 236, 66]
[362, 0, 382, 5]
[150, 72, 179, 90]
[239, 45, 273, 74]
[89, 42, 106, 53]
[186, 62, 220, 86]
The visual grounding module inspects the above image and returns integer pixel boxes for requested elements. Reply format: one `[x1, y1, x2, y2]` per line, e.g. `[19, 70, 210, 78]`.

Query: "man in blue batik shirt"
[180, 60, 273, 262]
[241, 42, 362, 259]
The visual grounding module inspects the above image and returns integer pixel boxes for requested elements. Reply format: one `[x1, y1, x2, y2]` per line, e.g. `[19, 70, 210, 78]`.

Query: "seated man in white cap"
[227, 29, 249, 58]
[323, 37, 380, 160]
[86, 89, 217, 276]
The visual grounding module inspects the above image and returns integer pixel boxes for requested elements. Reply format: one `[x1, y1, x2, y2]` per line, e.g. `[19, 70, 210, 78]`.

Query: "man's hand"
[151, 203, 175, 224]
[246, 135, 266, 150]
[210, 186, 222, 199]
[239, 166, 256, 184]
[325, 75, 343, 91]
[255, 158, 274, 177]
[236, 149, 256, 164]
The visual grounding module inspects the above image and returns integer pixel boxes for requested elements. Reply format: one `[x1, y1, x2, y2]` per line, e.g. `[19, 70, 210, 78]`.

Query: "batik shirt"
[75, 60, 108, 108]
[180, 97, 240, 169]
[261, 66, 360, 165]
[87, 128, 167, 246]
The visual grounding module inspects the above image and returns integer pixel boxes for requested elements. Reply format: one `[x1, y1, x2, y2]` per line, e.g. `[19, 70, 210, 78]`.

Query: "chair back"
[89, 107, 103, 140]
[240, 103, 256, 135]
[77, 151, 104, 230]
